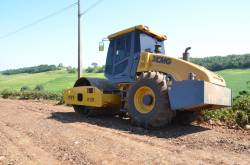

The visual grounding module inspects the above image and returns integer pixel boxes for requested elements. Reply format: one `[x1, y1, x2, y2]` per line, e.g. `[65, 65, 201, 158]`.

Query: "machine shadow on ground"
[49, 111, 209, 139]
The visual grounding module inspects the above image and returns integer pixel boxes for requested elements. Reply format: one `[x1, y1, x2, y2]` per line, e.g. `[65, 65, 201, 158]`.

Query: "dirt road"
[0, 98, 249, 165]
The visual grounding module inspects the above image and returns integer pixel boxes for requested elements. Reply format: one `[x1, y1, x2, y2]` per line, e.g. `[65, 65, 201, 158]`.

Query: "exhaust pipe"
[183, 47, 191, 61]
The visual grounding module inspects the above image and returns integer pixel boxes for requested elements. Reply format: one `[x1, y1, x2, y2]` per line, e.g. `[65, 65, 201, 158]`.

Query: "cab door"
[105, 33, 134, 83]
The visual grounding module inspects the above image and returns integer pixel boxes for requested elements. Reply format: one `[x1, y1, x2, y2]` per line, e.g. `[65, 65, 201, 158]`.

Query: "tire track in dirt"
[0, 121, 60, 165]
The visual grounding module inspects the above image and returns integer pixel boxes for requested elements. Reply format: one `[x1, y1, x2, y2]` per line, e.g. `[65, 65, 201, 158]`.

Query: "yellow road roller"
[64, 25, 231, 128]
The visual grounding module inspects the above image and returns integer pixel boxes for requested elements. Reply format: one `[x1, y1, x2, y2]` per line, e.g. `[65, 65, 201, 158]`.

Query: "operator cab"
[104, 25, 167, 84]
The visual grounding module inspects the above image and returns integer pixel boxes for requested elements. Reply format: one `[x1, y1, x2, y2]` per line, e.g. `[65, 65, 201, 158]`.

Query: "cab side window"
[115, 37, 126, 62]
[114, 34, 131, 62]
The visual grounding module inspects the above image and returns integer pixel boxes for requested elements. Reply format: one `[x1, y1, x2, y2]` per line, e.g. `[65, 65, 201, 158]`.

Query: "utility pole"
[77, 0, 82, 79]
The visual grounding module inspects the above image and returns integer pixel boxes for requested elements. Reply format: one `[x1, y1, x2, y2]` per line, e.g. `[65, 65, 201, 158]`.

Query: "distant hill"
[191, 54, 250, 71]
[0, 70, 104, 93]
[1, 64, 59, 75]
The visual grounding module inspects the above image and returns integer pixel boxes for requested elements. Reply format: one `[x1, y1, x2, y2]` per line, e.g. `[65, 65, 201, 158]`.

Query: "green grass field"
[217, 69, 250, 96]
[0, 69, 249, 95]
[0, 70, 104, 93]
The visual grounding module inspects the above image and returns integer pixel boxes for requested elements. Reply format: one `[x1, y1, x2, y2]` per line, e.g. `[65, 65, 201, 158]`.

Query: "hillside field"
[0, 70, 104, 93]
[0, 69, 249, 95]
[217, 69, 250, 95]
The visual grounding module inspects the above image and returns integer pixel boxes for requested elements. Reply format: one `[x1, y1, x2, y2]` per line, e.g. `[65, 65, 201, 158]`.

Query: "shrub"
[0, 90, 63, 102]
[1, 90, 13, 99]
[202, 108, 235, 125]
[233, 95, 250, 127]
[34, 85, 44, 91]
[20, 86, 30, 92]
[233, 95, 250, 113]
[85, 67, 94, 73]
[58, 63, 64, 68]
[67, 68, 76, 74]
[202, 95, 250, 128]
[235, 111, 249, 127]
[85, 62, 105, 73]
[239, 90, 250, 96]
[18, 91, 62, 101]
[1, 90, 22, 99]
[56, 94, 65, 105]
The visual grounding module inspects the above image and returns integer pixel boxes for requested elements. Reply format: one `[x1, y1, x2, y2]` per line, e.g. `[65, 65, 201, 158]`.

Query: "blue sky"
[0, 0, 250, 71]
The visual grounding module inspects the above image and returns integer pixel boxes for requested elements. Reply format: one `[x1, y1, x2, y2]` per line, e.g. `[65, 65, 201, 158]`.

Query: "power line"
[0, 0, 104, 40]
[0, 2, 78, 39]
[80, 0, 104, 16]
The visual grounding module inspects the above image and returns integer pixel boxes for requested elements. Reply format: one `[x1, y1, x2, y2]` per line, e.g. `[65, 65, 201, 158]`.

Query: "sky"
[0, 0, 250, 71]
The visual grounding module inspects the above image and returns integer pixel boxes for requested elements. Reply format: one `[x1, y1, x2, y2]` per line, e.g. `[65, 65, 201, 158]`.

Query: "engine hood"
[137, 52, 226, 87]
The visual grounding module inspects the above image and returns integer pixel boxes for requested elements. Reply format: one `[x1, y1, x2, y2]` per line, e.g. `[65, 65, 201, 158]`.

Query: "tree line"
[1, 54, 250, 75]
[1, 65, 58, 75]
[85, 54, 250, 73]
[190, 54, 250, 71]
[85, 62, 105, 73]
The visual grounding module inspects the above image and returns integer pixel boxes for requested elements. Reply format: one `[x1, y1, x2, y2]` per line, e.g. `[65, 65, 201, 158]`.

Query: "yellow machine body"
[137, 52, 226, 87]
[64, 86, 120, 108]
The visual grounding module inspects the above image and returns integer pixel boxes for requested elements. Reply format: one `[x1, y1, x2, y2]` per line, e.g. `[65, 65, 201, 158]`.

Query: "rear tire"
[128, 72, 175, 128]
[174, 111, 200, 125]
[73, 105, 90, 115]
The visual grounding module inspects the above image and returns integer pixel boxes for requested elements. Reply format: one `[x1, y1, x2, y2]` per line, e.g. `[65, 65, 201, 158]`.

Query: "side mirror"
[99, 41, 104, 51]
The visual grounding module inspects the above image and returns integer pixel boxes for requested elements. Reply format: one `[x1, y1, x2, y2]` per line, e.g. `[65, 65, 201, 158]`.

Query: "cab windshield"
[140, 33, 165, 54]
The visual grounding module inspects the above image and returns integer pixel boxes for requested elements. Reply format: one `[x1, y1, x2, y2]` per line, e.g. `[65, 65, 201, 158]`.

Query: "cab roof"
[107, 25, 167, 41]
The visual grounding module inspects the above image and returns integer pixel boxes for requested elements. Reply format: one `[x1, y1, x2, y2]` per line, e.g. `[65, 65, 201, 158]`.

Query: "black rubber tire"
[128, 72, 175, 128]
[174, 111, 200, 125]
[73, 105, 90, 115]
